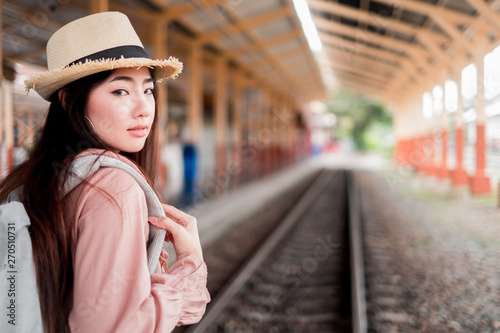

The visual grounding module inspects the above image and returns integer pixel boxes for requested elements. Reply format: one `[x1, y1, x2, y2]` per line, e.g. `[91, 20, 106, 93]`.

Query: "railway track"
[186, 169, 368, 333]
[360, 172, 416, 332]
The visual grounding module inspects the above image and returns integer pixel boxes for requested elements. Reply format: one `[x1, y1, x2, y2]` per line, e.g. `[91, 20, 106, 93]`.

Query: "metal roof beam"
[308, 0, 453, 67]
[323, 47, 400, 73]
[228, 29, 302, 57]
[314, 16, 433, 73]
[307, 0, 448, 45]
[340, 80, 385, 94]
[429, 16, 474, 55]
[463, 0, 500, 33]
[200, 5, 293, 43]
[319, 33, 420, 81]
[328, 62, 391, 83]
[373, 0, 476, 26]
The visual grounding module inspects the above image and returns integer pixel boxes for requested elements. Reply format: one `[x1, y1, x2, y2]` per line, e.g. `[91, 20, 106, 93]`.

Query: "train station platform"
[178, 152, 500, 332]
[188, 152, 390, 248]
[188, 149, 499, 250]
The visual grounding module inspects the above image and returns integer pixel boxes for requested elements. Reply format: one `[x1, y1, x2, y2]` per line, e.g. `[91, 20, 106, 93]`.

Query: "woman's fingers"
[150, 205, 203, 260]
[161, 203, 197, 228]
[148, 216, 174, 242]
[148, 215, 203, 260]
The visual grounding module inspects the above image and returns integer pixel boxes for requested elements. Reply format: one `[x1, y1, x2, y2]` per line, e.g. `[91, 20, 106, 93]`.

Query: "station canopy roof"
[307, 0, 500, 104]
[2, 0, 500, 109]
[2, 0, 325, 111]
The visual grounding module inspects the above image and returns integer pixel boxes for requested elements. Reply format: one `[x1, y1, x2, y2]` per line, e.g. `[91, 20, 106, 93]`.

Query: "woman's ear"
[58, 89, 67, 110]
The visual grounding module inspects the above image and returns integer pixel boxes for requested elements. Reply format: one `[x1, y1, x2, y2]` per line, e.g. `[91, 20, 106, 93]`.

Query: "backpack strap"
[63, 154, 167, 275]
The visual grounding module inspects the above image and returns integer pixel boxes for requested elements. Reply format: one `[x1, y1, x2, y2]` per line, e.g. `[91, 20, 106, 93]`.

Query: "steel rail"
[185, 170, 336, 333]
[347, 169, 368, 333]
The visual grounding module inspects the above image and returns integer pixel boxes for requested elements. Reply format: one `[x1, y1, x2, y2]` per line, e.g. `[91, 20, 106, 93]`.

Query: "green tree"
[326, 89, 392, 151]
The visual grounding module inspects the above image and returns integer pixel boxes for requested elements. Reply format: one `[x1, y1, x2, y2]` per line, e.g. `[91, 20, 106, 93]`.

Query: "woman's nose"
[132, 93, 153, 118]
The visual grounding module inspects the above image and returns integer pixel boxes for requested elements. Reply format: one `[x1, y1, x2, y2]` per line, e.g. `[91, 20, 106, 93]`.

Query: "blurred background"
[1, 0, 500, 203]
[5, 1, 500, 331]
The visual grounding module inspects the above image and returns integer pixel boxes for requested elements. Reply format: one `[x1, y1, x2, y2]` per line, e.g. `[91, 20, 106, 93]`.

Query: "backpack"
[0, 154, 167, 332]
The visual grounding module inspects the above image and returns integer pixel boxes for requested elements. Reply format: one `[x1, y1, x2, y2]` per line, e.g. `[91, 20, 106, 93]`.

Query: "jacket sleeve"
[68, 168, 210, 333]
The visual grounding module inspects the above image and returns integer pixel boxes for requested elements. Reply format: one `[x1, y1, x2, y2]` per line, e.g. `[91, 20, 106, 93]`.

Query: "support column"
[0, 0, 3, 176]
[26, 112, 34, 148]
[152, 19, 169, 191]
[269, 95, 278, 172]
[269, 92, 280, 172]
[416, 135, 427, 173]
[273, 96, 283, 171]
[214, 56, 228, 190]
[90, 0, 108, 13]
[187, 41, 203, 145]
[285, 104, 293, 166]
[428, 91, 440, 177]
[3, 79, 14, 172]
[246, 81, 258, 181]
[469, 57, 491, 194]
[451, 73, 469, 186]
[289, 110, 297, 164]
[420, 95, 435, 175]
[424, 129, 435, 176]
[414, 100, 427, 171]
[254, 89, 265, 177]
[153, 19, 168, 128]
[277, 101, 288, 170]
[414, 98, 428, 173]
[261, 91, 271, 176]
[184, 40, 203, 191]
[230, 71, 244, 187]
[438, 82, 449, 179]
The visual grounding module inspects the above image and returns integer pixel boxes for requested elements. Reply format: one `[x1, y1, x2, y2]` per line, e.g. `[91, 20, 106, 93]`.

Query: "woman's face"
[86, 67, 155, 153]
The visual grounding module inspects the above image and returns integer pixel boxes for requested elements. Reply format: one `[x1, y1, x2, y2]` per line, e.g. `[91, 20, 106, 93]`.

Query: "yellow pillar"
[215, 56, 228, 178]
[271, 94, 280, 171]
[26, 112, 34, 148]
[246, 80, 258, 180]
[287, 109, 296, 164]
[90, 0, 109, 13]
[151, 19, 169, 191]
[260, 90, 271, 175]
[254, 89, 265, 177]
[229, 70, 243, 184]
[0, 0, 3, 174]
[188, 41, 203, 144]
[451, 71, 468, 186]
[153, 19, 168, 128]
[3, 79, 14, 171]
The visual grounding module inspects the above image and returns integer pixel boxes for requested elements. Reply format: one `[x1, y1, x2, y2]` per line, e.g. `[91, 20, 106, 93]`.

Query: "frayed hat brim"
[25, 56, 183, 101]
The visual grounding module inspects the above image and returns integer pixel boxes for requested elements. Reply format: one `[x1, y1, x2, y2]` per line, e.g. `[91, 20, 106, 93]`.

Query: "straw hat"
[25, 11, 183, 101]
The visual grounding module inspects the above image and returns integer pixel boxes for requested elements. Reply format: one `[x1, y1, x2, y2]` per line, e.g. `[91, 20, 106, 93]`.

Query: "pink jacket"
[63, 150, 210, 332]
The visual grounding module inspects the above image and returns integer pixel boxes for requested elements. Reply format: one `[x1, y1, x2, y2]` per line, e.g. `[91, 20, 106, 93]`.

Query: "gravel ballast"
[359, 170, 500, 333]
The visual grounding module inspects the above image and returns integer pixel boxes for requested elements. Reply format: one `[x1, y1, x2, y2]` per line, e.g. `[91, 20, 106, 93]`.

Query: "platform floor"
[184, 152, 388, 248]
[181, 151, 500, 331]
[188, 150, 499, 249]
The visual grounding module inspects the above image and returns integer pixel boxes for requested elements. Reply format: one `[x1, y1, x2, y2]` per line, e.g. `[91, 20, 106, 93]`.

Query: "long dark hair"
[0, 69, 160, 332]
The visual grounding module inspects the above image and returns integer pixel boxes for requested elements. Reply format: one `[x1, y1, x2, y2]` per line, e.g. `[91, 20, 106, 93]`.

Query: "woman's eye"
[145, 88, 154, 95]
[112, 89, 127, 96]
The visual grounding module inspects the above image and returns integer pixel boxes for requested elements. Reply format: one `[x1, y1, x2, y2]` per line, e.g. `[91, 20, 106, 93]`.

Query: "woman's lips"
[127, 125, 148, 137]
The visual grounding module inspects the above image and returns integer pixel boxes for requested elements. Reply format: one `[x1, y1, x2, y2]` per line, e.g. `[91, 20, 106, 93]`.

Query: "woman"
[0, 12, 209, 332]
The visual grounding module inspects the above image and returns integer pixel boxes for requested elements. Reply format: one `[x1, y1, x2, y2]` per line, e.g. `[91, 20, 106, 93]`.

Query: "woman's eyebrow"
[109, 76, 154, 84]
[110, 76, 133, 82]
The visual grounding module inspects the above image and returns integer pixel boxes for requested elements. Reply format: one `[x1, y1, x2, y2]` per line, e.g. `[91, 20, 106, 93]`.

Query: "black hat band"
[67, 45, 150, 67]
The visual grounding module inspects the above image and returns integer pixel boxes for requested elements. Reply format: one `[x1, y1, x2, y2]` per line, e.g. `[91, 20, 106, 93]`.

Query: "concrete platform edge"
[188, 158, 323, 247]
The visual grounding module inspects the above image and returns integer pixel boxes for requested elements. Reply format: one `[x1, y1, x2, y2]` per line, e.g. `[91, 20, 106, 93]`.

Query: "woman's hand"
[148, 204, 203, 261]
